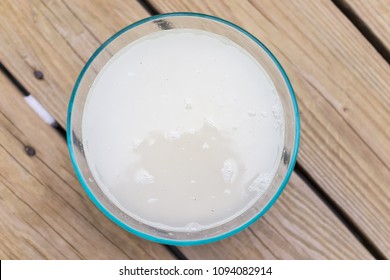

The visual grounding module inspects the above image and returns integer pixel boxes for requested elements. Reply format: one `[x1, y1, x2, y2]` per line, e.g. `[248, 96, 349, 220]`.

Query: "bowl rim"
[67, 12, 301, 246]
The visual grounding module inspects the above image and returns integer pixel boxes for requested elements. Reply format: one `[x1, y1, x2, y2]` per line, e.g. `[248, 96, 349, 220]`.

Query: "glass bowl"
[67, 12, 300, 246]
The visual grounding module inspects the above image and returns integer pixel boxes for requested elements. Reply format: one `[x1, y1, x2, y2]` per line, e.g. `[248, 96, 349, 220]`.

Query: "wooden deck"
[0, 0, 389, 259]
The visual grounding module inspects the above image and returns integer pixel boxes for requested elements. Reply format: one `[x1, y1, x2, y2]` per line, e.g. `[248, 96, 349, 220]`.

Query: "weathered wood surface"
[0, 0, 149, 126]
[0, 0, 388, 259]
[0, 71, 372, 259]
[343, 0, 390, 51]
[149, 0, 390, 257]
[177, 173, 372, 259]
[0, 73, 173, 259]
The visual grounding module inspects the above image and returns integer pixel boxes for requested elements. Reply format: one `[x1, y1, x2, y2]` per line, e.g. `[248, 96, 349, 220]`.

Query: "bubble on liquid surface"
[261, 111, 268, 118]
[133, 138, 143, 149]
[202, 142, 210, 149]
[165, 129, 181, 140]
[184, 97, 193, 110]
[224, 189, 232, 194]
[249, 173, 272, 194]
[221, 159, 236, 183]
[204, 116, 217, 128]
[272, 104, 283, 129]
[186, 222, 201, 232]
[272, 104, 282, 120]
[248, 110, 257, 117]
[135, 169, 154, 185]
[147, 198, 158, 204]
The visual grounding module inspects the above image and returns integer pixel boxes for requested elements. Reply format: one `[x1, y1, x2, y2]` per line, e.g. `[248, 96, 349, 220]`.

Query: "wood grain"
[149, 0, 390, 257]
[0, 0, 382, 259]
[178, 173, 372, 259]
[343, 0, 390, 50]
[0, 0, 149, 127]
[0, 73, 173, 259]
[0, 74, 372, 259]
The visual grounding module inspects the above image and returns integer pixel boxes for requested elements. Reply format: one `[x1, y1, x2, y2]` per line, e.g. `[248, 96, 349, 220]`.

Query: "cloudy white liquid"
[83, 29, 284, 232]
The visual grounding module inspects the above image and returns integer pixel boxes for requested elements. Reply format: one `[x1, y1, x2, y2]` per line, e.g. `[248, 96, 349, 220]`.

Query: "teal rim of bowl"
[67, 12, 301, 246]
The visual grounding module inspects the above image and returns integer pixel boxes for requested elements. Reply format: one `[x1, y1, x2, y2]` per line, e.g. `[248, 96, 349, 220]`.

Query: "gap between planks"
[0, 45, 375, 260]
[332, 0, 390, 64]
[1, 0, 378, 260]
[149, 0, 388, 260]
[0, 0, 378, 260]
[138, 0, 385, 259]
[294, 162, 385, 260]
[0, 62, 182, 260]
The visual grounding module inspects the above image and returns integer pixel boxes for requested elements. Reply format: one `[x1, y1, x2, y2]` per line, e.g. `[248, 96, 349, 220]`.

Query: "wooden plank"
[178, 173, 372, 259]
[0, 0, 149, 127]
[0, 74, 372, 260]
[149, 0, 390, 257]
[0, 0, 380, 259]
[342, 0, 390, 51]
[0, 73, 173, 259]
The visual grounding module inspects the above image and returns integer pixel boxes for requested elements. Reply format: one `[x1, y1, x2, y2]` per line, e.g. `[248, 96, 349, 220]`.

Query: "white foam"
[184, 97, 193, 110]
[147, 198, 158, 204]
[135, 169, 154, 185]
[249, 173, 272, 194]
[82, 29, 285, 232]
[165, 129, 181, 140]
[221, 159, 236, 184]
[202, 142, 210, 149]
